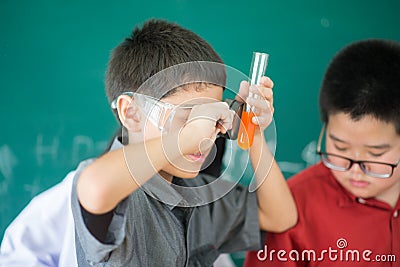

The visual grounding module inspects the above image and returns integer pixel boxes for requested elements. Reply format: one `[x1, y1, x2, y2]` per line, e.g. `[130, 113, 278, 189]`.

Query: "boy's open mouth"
[186, 152, 206, 162]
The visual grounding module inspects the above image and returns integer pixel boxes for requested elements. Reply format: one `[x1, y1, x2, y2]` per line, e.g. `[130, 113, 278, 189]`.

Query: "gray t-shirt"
[71, 159, 261, 267]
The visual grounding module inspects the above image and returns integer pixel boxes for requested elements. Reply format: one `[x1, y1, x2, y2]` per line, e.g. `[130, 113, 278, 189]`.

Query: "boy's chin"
[172, 169, 200, 179]
[163, 161, 204, 179]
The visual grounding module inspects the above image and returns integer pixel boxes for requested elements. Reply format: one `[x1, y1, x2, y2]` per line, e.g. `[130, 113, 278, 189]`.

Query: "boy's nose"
[348, 162, 365, 177]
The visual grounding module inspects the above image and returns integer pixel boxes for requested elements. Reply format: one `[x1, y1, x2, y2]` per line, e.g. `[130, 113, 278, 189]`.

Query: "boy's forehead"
[328, 112, 395, 129]
[327, 112, 400, 142]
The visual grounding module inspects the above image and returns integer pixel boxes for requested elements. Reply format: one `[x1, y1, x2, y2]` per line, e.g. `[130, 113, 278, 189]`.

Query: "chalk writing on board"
[0, 145, 18, 194]
[0, 145, 17, 180]
[0, 134, 108, 199]
[35, 134, 108, 166]
[301, 140, 319, 167]
[279, 140, 319, 174]
[0, 135, 109, 223]
[24, 178, 42, 198]
[71, 135, 107, 164]
[35, 135, 59, 167]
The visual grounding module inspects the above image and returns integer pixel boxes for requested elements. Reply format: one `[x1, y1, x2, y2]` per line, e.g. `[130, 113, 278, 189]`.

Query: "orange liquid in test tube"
[237, 111, 256, 150]
[237, 52, 269, 150]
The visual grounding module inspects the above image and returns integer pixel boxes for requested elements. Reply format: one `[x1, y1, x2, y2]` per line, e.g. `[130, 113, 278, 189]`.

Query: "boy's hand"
[177, 102, 234, 155]
[236, 76, 274, 131]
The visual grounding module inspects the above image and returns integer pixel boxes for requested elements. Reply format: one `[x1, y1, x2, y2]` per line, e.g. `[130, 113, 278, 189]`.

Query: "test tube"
[237, 52, 269, 150]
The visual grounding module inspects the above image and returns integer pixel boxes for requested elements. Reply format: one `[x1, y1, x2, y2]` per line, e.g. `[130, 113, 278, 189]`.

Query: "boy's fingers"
[249, 86, 273, 101]
[252, 115, 272, 126]
[246, 97, 273, 113]
[235, 81, 250, 102]
[188, 102, 233, 130]
[260, 76, 274, 88]
[235, 77, 273, 104]
[248, 86, 273, 108]
[216, 108, 235, 133]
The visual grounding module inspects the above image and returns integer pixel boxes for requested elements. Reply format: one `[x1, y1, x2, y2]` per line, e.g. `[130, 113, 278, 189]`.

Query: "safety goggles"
[111, 92, 243, 139]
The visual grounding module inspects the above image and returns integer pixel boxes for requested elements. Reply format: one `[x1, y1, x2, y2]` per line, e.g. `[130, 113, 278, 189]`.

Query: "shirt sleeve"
[71, 160, 129, 264]
[216, 184, 262, 253]
[243, 176, 309, 267]
[80, 205, 114, 243]
[0, 172, 76, 267]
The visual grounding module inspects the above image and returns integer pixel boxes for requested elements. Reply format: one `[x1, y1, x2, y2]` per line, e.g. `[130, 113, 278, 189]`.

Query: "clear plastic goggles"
[111, 92, 245, 138]
[112, 92, 212, 135]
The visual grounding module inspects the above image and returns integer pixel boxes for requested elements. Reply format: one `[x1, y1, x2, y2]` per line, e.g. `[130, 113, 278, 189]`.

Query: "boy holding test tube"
[72, 19, 297, 266]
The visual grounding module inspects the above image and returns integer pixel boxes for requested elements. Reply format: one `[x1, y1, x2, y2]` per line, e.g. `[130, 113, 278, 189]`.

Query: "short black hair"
[106, 19, 224, 114]
[319, 39, 400, 134]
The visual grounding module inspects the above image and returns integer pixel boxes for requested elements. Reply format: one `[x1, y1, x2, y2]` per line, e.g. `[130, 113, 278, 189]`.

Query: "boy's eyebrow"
[329, 133, 391, 149]
[328, 133, 347, 143]
[364, 143, 391, 149]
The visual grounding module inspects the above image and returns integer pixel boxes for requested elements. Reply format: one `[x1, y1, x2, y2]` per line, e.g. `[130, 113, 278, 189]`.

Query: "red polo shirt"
[245, 163, 400, 267]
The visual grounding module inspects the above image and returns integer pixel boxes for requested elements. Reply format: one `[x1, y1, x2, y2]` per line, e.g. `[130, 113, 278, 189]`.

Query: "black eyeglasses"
[316, 124, 400, 179]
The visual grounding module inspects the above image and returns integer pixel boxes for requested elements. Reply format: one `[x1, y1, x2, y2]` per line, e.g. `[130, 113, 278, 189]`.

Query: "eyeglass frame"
[110, 92, 244, 140]
[316, 124, 400, 179]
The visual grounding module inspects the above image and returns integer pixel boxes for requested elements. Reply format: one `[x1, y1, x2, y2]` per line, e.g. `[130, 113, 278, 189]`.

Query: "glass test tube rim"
[246, 52, 269, 112]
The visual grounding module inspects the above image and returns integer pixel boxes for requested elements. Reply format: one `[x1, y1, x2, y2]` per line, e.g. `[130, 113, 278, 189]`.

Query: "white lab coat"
[0, 172, 77, 267]
[0, 170, 235, 267]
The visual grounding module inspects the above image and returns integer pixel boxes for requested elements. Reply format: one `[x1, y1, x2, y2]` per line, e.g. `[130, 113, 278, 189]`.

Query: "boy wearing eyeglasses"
[71, 19, 297, 266]
[244, 39, 400, 267]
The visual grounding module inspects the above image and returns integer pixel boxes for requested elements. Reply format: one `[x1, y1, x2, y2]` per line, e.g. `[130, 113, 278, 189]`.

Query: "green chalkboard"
[1, 0, 400, 265]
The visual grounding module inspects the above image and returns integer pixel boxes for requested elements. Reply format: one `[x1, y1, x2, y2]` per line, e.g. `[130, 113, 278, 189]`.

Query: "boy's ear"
[116, 95, 142, 132]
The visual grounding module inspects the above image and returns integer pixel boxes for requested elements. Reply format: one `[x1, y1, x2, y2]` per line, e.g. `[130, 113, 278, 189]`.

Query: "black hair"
[319, 39, 400, 133]
[105, 19, 225, 123]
